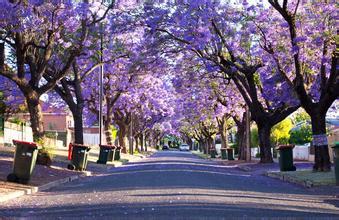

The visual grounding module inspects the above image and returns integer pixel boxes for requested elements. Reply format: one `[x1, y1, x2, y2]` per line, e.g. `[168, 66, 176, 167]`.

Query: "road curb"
[265, 171, 314, 188]
[237, 165, 252, 172]
[0, 172, 88, 203]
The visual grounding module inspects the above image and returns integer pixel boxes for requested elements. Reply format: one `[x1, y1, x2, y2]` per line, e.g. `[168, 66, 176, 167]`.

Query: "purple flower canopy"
[0, 0, 336, 139]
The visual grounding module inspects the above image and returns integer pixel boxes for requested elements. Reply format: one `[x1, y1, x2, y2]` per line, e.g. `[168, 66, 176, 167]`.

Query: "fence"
[83, 133, 100, 146]
[1, 121, 63, 148]
[3, 121, 33, 145]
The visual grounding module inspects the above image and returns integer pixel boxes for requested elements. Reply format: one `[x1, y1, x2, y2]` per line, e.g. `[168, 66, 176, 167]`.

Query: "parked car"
[162, 145, 169, 150]
[179, 143, 189, 151]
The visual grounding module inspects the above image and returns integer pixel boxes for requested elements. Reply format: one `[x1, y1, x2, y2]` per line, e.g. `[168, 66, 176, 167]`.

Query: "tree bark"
[234, 115, 246, 160]
[310, 112, 331, 171]
[104, 122, 113, 145]
[135, 136, 140, 153]
[200, 140, 206, 154]
[104, 102, 113, 145]
[26, 96, 44, 142]
[257, 123, 273, 163]
[72, 107, 84, 144]
[217, 116, 228, 149]
[198, 141, 203, 152]
[117, 122, 127, 153]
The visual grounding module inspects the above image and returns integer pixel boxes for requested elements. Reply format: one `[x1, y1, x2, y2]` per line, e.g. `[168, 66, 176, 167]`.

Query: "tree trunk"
[135, 136, 140, 153]
[205, 138, 211, 154]
[72, 107, 84, 144]
[218, 118, 228, 149]
[104, 110, 113, 145]
[198, 141, 203, 152]
[104, 123, 113, 145]
[202, 140, 206, 153]
[257, 123, 273, 163]
[118, 123, 127, 153]
[26, 97, 44, 142]
[235, 115, 246, 160]
[140, 134, 144, 151]
[310, 113, 331, 171]
[237, 124, 246, 160]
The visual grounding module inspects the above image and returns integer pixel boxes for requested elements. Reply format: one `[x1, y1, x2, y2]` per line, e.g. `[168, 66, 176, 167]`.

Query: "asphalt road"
[0, 150, 338, 219]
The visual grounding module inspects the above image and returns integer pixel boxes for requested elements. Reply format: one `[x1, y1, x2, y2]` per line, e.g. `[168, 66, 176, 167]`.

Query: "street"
[0, 150, 338, 219]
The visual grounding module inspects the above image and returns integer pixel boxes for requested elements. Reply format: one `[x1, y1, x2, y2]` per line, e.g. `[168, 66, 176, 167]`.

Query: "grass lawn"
[192, 151, 210, 159]
[268, 169, 336, 187]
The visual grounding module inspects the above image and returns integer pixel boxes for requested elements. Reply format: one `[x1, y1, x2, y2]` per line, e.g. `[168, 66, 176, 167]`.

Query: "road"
[0, 150, 338, 219]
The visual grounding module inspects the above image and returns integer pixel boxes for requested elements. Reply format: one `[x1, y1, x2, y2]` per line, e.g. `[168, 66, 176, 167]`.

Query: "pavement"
[0, 150, 338, 219]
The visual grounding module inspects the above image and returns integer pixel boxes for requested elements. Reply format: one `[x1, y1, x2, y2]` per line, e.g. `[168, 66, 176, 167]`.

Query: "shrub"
[289, 123, 312, 145]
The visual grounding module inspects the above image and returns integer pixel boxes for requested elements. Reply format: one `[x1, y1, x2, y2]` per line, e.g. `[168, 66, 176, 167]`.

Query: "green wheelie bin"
[277, 144, 296, 171]
[97, 144, 114, 164]
[107, 145, 116, 162]
[227, 148, 234, 160]
[210, 149, 216, 158]
[220, 148, 227, 160]
[68, 143, 91, 171]
[114, 146, 121, 161]
[332, 142, 339, 186]
[7, 140, 39, 184]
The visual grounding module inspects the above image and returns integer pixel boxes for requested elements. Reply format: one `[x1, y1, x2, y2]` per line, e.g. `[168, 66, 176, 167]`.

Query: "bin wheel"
[67, 164, 75, 170]
[7, 173, 18, 183]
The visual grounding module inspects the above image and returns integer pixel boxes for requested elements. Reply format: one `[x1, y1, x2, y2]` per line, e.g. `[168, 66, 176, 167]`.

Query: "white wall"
[3, 122, 33, 145]
[293, 145, 310, 161]
[83, 133, 100, 146]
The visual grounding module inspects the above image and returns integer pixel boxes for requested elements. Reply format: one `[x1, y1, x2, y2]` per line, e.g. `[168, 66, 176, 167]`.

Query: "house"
[8, 102, 74, 147]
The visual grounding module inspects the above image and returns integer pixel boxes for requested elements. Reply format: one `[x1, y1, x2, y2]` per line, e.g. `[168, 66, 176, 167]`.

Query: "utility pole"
[130, 112, 133, 155]
[99, 23, 104, 146]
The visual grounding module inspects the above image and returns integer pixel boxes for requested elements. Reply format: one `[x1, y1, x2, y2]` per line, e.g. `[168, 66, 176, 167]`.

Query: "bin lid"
[99, 144, 115, 149]
[277, 144, 295, 150]
[12, 140, 38, 148]
[71, 143, 90, 149]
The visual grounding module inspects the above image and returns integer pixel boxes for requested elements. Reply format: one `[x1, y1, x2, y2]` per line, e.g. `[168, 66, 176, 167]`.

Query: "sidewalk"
[0, 145, 157, 203]
[192, 150, 338, 189]
[0, 153, 88, 203]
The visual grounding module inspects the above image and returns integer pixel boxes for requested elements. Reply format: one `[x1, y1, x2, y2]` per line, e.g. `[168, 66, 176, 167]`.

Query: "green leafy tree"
[289, 124, 313, 145]
[271, 118, 293, 146]
[292, 110, 311, 124]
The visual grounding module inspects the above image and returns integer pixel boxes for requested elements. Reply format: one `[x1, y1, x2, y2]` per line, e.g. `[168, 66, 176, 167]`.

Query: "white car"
[179, 144, 190, 151]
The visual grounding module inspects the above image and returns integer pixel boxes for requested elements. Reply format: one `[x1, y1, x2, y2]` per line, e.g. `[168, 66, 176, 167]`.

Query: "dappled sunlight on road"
[1, 188, 338, 218]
